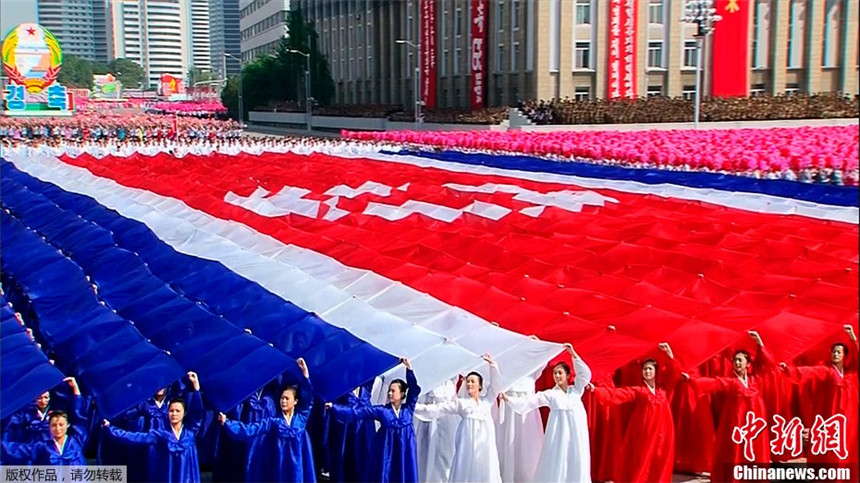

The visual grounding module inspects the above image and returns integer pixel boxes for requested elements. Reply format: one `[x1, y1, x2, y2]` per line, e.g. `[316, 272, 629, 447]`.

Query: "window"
[574, 41, 591, 69]
[648, 0, 664, 24]
[647, 41, 664, 68]
[575, 86, 591, 101]
[497, 0, 505, 31]
[512, 0, 520, 29]
[787, 0, 804, 68]
[785, 82, 801, 95]
[512, 42, 520, 71]
[496, 44, 505, 72]
[750, 83, 766, 96]
[455, 7, 463, 37]
[647, 85, 663, 97]
[442, 48, 448, 75]
[576, 0, 591, 24]
[683, 40, 698, 68]
[454, 47, 462, 75]
[682, 85, 696, 100]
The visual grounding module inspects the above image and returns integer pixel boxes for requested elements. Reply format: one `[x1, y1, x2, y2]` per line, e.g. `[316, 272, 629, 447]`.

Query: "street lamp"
[681, 0, 721, 129]
[286, 49, 313, 132]
[223, 52, 244, 126]
[395, 39, 422, 129]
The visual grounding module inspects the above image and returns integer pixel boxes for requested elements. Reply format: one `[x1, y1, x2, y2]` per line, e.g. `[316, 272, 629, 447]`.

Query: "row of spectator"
[520, 93, 859, 125]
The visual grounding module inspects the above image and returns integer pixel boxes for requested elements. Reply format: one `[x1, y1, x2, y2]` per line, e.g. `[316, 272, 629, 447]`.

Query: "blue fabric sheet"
[383, 149, 860, 207]
[1, 182, 293, 414]
[0, 303, 65, 420]
[0, 214, 184, 419]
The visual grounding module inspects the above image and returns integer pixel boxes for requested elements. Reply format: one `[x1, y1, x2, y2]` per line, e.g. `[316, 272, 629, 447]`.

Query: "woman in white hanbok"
[413, 378, 459, 483]
[496, 369, 544, 482]
[502, 344, 592, 483]
[414, 354, 502, 483]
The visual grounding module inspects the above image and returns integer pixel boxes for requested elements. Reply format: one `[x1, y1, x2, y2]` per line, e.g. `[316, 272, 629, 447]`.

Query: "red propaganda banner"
[421, 0, 437, 109]
[470, 0, 488, 110]
[711, 0, 750, 97]
[607, 0, 638, 99]
[160, 74, 185, 97]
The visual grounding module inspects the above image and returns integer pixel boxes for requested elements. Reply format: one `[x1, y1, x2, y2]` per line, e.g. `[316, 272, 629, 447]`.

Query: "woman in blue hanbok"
[327, 357, 420, 483]
[103, 371, 204, 483]
[2, 378, 86, 465]
[214, 383, 276, 482]
[218, 358, 316, 483]
[325, 381, 376, 482]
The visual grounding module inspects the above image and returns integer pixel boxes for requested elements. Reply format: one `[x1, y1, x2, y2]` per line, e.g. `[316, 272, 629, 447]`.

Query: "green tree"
[106, 58, 145, 88]
[276, 9, 335, 106]
[57, 54, 94, 88]
[221, 9, 335, 121]
[188, 67, 217, 86]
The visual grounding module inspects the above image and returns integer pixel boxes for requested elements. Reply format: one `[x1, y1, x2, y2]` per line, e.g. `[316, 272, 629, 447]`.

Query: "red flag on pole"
[711, 0, 750, 97]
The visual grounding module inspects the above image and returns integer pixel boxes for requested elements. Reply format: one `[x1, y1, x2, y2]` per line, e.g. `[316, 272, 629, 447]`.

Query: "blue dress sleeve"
[330, 403, 384, 423]
[1, 441, 35, 463]
[106, 426, 158, 446]
[223, 419, 273, 441]
[296, 377, 314, 419]
[184, 391, 204, 433]
[405, 369, 421, 409]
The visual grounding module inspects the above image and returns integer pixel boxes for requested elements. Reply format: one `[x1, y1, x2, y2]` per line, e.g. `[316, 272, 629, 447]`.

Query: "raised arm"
[569, 346, 592, 392]
[403, 358, 421, 409]
[502, 390, 551, 414]
[413, 399, 460, 421]
[103, 424, 158, 447]
[177, 371, 203, 432]
[220, 417, 273, 442]
[328, 402, 385, 424]
[1, 441, 36, 464]
[483, 353, 502, 400]
[295, 358, 314, 418]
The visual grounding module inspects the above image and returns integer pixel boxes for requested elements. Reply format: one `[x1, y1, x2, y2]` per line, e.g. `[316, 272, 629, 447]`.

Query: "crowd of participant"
[2, 284, 857, 483]
[519, 93, 860, 125]
[0, 114, 242, 142]
[344, 125, 860, 185]
[145, 101, 227, 117]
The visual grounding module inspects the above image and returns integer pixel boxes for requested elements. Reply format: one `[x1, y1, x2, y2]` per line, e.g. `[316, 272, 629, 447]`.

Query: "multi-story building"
[209, 0, 242, 78]
[188, 0, 212, 71]
[110, 0, 190, 88]
[36, 0, 111, 63]
[298, 0, 859, 109]
[240, 0, 290, 63]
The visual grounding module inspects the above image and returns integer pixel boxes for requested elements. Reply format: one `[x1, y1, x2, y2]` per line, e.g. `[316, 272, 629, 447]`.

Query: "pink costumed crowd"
[0, 113, 241, 142]
[343, 126, 860, 186]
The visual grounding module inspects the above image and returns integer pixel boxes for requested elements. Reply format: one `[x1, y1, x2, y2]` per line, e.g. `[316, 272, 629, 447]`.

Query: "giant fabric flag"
[2, 148, 857, 418]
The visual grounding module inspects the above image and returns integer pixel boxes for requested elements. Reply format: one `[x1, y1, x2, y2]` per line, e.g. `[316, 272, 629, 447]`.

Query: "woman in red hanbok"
[684, 331, 775, 483]
[592, 343, 680, 482]
[787, 325, 859, 475]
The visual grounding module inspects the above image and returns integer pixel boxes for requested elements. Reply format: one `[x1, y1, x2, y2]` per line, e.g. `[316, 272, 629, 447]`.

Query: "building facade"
[110, 0, 190, 88]
[210, 0, 242, 78]
[298, 0, 859, 109]
[240, 0, 290, 63]
[36, 0, 112, 63]
[188, 0, 212, 71]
